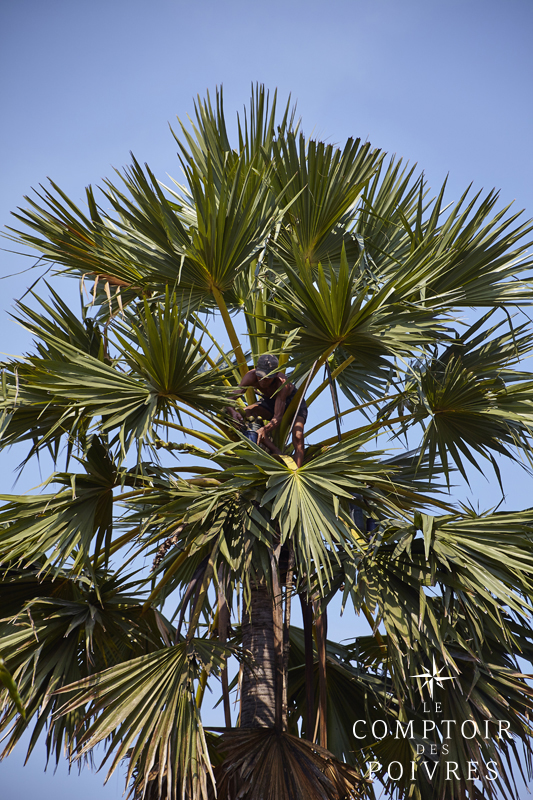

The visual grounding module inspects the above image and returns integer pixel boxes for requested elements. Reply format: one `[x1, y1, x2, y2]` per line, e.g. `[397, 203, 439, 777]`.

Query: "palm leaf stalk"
[1, 86, 533, 800]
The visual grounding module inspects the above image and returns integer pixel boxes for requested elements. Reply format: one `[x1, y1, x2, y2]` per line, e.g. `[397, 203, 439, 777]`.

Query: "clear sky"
[0, 0, 532, 797]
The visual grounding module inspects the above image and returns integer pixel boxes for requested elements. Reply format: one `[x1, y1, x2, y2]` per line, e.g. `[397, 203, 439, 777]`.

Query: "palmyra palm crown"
[1, 87, 533, 800]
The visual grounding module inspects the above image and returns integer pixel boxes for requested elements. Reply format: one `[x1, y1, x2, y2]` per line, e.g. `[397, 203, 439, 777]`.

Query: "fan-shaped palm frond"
[378, 312, 533, 483]
[356, 162, 533, 309]
[56, 639, 233, 800]
[268, 131, 383, 268]
[0, 567, 171, 766]
[0, 436, 117, 574]
[7, 293, 233, 455]
[113, 291, 234, 416]
[268, 246, 446, 381]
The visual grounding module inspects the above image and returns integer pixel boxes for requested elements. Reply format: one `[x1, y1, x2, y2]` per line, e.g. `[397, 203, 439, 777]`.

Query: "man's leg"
[256, 432, 282, 455]
[292, 417, 305, 468]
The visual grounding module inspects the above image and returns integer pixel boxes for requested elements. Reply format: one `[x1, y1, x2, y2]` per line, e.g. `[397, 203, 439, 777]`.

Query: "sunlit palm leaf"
[0, 567, 170, 766]
[113, 291, 234, 414]
[56, 639, 230, 800]
[0, 657, 25, 719]
[0, 437, 116, 574]
[268, 246, 446, 379]
[268, 131, 382, 268]
[357, 162, 533, 309]
[14, 313, 229, 452]
[379, 313, 533, 483]
[172, 85, 296, 185]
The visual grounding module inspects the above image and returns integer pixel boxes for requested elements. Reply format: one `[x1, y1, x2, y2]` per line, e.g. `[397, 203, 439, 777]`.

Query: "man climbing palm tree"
[227, 354, 308, 467]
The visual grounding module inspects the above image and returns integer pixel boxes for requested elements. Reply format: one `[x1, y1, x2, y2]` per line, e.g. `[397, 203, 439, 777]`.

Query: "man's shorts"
[258, 389, 308, 423]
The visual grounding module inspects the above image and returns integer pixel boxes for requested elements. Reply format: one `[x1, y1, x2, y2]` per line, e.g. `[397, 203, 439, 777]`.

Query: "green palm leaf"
[0, 657, 25, 719]
[56, 639, 231, 800]
[113, 291, 234, 415]
[357, 162, 533, 309]
[0, 437, 116, 574]
[378, 312, 533, 483]
[268, 246, 445, 378]
[268, 131, 382, 268]
[0, 567, 170, 765]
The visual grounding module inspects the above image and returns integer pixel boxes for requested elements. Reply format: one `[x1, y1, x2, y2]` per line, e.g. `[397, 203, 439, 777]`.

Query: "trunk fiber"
[240, 581, 277, 728]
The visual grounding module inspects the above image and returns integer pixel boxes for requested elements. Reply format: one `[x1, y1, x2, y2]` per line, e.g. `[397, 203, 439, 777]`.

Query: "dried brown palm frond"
[211, 728, 370, 800]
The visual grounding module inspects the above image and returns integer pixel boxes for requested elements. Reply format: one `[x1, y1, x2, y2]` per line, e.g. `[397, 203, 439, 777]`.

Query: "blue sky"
[1, 0, 532, 797]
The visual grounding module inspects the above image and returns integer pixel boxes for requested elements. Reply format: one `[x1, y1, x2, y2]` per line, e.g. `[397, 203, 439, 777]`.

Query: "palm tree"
[1, 86, 533, 800]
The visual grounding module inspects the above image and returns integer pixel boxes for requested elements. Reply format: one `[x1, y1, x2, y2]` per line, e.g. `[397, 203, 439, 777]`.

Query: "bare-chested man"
[227, 354, 308, 468]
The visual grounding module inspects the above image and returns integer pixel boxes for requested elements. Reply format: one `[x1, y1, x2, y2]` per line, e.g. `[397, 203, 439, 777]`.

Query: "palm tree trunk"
[217, 571, 232, 728]
[314, 603, 328, 749]
[299, 593, 315, 740]
[271, 547, 284, 731]
[282, 544, 295, 730]
[240, 581, 277, 727]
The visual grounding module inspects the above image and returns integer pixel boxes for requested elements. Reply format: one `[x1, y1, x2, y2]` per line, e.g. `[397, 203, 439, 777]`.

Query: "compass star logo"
[411, 657, 455, 698]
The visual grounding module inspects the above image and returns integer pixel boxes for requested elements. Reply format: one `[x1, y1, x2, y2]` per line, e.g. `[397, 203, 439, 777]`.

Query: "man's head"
[255, 354, 279, 381]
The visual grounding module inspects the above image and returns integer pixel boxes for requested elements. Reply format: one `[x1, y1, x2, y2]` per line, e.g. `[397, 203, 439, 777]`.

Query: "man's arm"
[226, 370, 257, 421]
[231, 370, 257, 395]
[262, 382, 292, 432]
